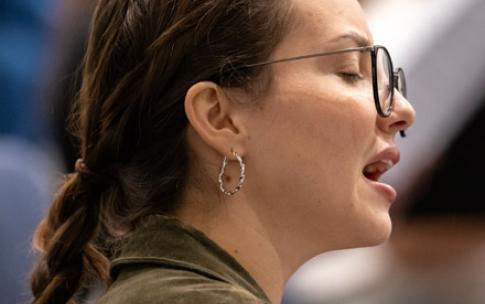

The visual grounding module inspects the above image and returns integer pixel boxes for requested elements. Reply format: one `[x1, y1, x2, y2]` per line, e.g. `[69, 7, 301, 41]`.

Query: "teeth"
[364, 164, 379, 173]
[364, 159, 394, 174]
[382, 160, 394, 170]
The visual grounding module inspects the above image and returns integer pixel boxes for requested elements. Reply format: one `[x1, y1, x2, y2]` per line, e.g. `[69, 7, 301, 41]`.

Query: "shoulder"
[97, 267, 268, 304]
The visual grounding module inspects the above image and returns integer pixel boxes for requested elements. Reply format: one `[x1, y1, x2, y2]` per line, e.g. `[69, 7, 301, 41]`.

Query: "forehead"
[275, 0, 372, 55]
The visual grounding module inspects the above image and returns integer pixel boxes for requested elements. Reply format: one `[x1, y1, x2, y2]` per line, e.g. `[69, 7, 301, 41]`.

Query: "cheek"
[260, 76, 375, 169]
[345, 95, 377, 153]
[242, 75, 390, 249]
[245, 76, 376, 201]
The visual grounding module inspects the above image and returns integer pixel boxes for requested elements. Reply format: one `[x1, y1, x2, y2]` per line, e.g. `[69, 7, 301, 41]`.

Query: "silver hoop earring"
[218, 152, 246, 196]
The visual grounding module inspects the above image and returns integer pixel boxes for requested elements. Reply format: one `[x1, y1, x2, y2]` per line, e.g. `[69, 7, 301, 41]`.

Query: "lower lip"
[364, 177, 397, 203]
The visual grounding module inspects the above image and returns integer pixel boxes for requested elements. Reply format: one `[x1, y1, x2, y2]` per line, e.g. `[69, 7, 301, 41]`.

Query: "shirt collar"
[110, 215, 269, 302]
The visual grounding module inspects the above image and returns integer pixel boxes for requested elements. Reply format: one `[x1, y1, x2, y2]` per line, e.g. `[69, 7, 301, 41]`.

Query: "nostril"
[392, 120, 408, 132]
[377, 97, 415, 136]
[395, 96, 416, 126]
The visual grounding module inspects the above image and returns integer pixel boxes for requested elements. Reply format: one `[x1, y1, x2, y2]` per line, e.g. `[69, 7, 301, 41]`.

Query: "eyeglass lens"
[396, 68, 407, 98]
[376, 48, 394, 116]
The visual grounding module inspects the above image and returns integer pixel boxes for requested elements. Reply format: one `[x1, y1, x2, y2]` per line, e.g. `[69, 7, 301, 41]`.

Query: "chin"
[330, 214, 392, 251]
[361, 214, 393, 247]
[351, 187, 395, 247]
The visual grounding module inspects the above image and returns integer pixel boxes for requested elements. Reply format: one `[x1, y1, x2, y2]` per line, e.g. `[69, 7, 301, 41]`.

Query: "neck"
[176, 192, 295, 304]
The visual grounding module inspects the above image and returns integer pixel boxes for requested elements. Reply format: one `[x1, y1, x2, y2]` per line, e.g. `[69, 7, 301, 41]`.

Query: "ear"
[184, 81, 247, 159]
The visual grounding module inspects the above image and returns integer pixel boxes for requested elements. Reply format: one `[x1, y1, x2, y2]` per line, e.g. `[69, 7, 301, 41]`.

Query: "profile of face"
[185, 0, 415, 259]
[230, 0, 415, 253]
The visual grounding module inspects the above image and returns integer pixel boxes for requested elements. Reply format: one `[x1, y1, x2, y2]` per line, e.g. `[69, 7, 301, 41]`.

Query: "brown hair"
[31, 0, 292, 303]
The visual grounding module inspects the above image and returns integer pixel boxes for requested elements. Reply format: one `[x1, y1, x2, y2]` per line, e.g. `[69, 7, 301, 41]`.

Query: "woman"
[31, 0, 415, 303]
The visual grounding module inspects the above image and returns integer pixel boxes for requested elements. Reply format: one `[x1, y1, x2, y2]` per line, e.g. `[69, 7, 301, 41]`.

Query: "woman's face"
[237, 0, 415, 254]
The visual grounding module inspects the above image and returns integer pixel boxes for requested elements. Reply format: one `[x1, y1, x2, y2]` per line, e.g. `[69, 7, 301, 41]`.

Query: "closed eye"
[340, 72, 364, 83]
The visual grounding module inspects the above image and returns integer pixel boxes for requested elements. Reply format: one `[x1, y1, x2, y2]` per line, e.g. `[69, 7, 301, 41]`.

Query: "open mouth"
[363, 160, 394, 182]
[362, 147, 400, 202]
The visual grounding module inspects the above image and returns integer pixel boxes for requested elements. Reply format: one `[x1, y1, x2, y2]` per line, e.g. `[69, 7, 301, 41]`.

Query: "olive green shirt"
[98, 215, 270, 303]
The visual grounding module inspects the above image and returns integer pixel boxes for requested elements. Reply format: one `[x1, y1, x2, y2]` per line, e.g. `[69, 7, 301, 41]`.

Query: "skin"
[178, 0, 416, 303]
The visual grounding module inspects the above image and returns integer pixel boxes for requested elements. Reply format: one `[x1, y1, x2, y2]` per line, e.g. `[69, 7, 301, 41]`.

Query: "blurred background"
[1, 0, 484, 303]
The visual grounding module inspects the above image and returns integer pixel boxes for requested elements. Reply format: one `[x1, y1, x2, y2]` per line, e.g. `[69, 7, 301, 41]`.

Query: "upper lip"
[367, 146, 401, 167]
[363, 146, 401, 181]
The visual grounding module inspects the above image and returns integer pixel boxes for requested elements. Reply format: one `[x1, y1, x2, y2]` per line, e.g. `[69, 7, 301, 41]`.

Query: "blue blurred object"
[0, 137, 55, 303]
[1, 0, 58, 302]
[0, 0, 55, 141]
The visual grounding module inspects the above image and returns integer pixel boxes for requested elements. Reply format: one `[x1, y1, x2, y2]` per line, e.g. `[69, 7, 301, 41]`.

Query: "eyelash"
[339, 72, 364, 83]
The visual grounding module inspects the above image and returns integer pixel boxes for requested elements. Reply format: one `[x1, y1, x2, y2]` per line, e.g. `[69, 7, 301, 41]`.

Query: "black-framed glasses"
[241, 45, 407, 120]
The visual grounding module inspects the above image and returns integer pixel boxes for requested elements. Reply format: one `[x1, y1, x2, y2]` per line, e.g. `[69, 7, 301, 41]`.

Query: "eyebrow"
[327, 31, 372, 48]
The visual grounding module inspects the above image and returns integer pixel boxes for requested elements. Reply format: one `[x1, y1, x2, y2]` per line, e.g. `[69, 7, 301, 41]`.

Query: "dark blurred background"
[1, 0, 484, 303]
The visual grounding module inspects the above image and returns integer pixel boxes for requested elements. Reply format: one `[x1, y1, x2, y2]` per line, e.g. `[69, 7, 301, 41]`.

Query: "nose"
[377, 91, 416, 136]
